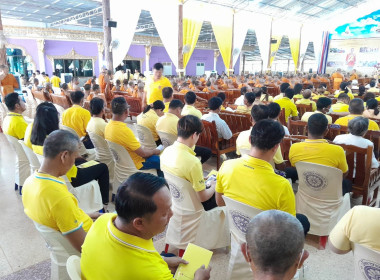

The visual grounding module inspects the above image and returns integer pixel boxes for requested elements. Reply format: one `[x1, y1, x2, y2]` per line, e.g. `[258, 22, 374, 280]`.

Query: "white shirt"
[201, 112, 232, 140]
[234, 95, 245, 106]
[283, 125, 290, 136]
[333, 134, 379, 176]
[273, 93, 284, 101]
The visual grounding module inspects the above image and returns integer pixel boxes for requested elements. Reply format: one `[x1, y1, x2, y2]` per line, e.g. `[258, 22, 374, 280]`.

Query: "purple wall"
[149, 46, 177, 74]
[6, 38, 40, 70]
[185, 49, 214, 76]
[234, 55, 240, 75]
[127, 44, 146, 72]
[44, 40, 100, 77]
[216, 55, 225, 74]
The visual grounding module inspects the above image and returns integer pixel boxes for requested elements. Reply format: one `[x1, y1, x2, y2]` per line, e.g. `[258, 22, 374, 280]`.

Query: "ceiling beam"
[50, 7, 102, 27]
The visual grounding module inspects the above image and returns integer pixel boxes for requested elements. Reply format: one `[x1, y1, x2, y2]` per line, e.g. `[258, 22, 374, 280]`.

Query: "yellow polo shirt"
[296, 98, 317, 111]
[275, 97, 298, 120]
[301, 111, 332, 124]
[50, 76, 61, 88]
[145, 76, 172, 105]
[161, 141, 205, 192]
[334, 91, 354, 100]
[181, 104, 202, 119]
[289, 139, 348, 173]
[24, 122, 33, 149]
[235, 105, 252, 114]
[86, 117, 107, 138]
[329, 206, 380, 252]
[105, 120, 144, 169]
[156, 113, 179, 136]
[216, 155, 296, 216]
[137, 109, 160, 141]
[163, 102, 170, 113]
[2, 112, 28, 140]
[235, 129, 284, 164]
[331, 102, 349, 113]
[81, 214, 173, 280]
[22, 171, 92, 234]
[62, 105, 91, 138]
[335, 114, 379, 131]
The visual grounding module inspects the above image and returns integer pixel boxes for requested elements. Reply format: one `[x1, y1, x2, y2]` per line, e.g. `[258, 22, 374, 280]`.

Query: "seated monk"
[120, 79, 129, 92]
[111, 80, 121, 92]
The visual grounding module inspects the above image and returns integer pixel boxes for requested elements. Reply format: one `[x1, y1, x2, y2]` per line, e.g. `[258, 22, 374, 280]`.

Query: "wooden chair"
[329, 113, 345, 123]
[280, 135, 308, 166]
[296, 104, 313, 118]
[197, 120, 238, 170]
[338, 144, 379, 206]
[364, 130, 380, 160]
[325, 124, 342, 141]
[287, 120, 308, 136]
[173, 93, 185, 103]
[278, 108, 286, 126]
[50, 94, 71, 109]
[123, 96, 142, 120]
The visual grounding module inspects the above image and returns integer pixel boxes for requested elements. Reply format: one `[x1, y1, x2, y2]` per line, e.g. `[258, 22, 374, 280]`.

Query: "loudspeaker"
[107, 20, 117, 28]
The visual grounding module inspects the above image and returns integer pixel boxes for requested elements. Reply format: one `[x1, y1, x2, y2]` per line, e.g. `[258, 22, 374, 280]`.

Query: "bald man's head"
[245, 210, 304, 275]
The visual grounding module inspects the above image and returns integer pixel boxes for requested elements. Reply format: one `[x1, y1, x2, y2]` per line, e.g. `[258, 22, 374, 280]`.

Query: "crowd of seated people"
[1, 62, 380, 279]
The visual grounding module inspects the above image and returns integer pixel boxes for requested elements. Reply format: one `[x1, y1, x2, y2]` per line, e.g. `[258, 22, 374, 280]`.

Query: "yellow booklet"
[174, 243, 213, 280]
[77, 160, 99, 168]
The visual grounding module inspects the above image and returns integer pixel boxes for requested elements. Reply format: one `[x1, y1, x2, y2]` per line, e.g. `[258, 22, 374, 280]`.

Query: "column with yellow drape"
[286, 23, 302, 72]
[182, 18, 203, 68]
[269, 35, 282, 68]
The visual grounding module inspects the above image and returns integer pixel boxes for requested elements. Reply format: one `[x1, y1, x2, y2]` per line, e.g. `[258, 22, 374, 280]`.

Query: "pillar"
[97, 41, 104, 73]
[177, 1, 184, 77]
[145, 45, 151, 74]
[36, 39, 46, 73]
[214, 50, 220, 72]
[102, 0, 113, 71]
[0, 8, 6, 66]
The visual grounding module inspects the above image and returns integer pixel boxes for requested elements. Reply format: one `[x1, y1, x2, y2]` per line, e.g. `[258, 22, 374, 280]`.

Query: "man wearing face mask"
[105, 97, 163, 176]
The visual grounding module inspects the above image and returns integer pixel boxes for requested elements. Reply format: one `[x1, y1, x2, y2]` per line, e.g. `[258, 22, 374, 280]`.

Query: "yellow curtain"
[288, 37, 301, 71]
[269, 35, 282, 67]
[183, 18, 203, 68]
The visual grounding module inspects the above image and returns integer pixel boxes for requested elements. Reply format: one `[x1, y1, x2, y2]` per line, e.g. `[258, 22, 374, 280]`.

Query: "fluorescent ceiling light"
[74, 3, 84, 7]
[46, 16, 51, 18]
[52, 0, 60, 3]
[33, 9, 39, 13]
[64, 8, 71, 11]
[53, 12, 60, 15]
[42, 4, 50, 8]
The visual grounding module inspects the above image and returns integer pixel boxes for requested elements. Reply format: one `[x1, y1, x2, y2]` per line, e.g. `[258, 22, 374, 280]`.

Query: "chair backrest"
[296, 104, 313, 118]
[51, 94, 71, 109]
[222, 196, 262, 243]
[163, 171, 204, 213]
[134, 124, 157, 150]
[197, 120, 218, 152]
[18, 140, 41, 172]
[278, 108, 286, 126]
[288, 120, 308, 136]
[106, 140, 139, 187]
[157, 131, 177, 149]
[364, 130, 380, 160]
[280, 135, 307, 163]
[5, 134, 31, 185]
[124, 96, 142, 116]
[352, 243, 380, 280]
[296, 161, 343, 200]
[60, 125, 87, 156]
[66, 255, 81, 280]
[52, 87, 62, 95]
[88, 132, 113, 163]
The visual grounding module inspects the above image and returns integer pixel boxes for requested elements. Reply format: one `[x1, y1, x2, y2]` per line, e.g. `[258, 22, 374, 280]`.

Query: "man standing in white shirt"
[202, 97, 232, 140]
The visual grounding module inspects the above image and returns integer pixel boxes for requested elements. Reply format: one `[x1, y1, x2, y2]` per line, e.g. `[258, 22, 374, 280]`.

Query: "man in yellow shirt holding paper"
[335, 98, 379, 131]
[81, 172, 211, 280]
[144, 62, 172, 105]
[2, 92, 27, 139]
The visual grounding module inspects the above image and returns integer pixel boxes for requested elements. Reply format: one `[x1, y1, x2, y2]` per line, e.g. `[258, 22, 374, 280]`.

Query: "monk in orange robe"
[98, 68, 107, 93]
[0, 65, 19, 98]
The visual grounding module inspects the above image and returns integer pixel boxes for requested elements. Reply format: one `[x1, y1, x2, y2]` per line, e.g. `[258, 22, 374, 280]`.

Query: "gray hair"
[246, 210, 304, 275]
[43, 130, 79, 159]
[348, 116, 369, 136]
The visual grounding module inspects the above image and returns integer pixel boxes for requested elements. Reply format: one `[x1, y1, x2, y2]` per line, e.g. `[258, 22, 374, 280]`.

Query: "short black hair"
[208, 96, 223, 110]
[245, 92, 256, 105]
[43, 129, 80, 159]
[358, 85, 366, 96]
[178, 115, 203, 139]
[217, 92, 226, 102]
[251, 105, 269, 122]
[169, 99, 184, 109]
[316, 97, 332, 111]
[241, 86, 249, 95]
[185, 91, 197, 105]
[115, 172, 168, 223]
[267, 102, 281, 119]
[111, 97, 128, 115]
[93, 84, 100, 91]
[363, 92, 375, 102]
[308, 113, 328, 136]
[70, 91, 84, 104]
[349, 98, 364, 114]
[162, 87, 174, 99]
[280, 83, 290, 93]
[4, 92, 20, 111]
[284, 88, 295, 99]
[84, 84, 91, 91]
[337, 93, 350, 101]
[90, 97, 104, 115]
[250, 119, 285, 150]
[61, 83, 68, 90]
[370, 80, 376, 87]
[294, 83, 303, 95]
[153, 63, 164, 71]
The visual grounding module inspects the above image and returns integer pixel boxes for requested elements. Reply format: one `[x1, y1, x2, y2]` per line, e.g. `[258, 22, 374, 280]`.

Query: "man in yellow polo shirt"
[105, 97, 163, 176]
[335, 98, 379, 131]
[2, 92, 27, 139]
[301, 97, 333, 124]
[289, 113, 352, 195]
[50, 71, 61, 88]
[156, 99, 184, 136]
[275, 88, 299, 121]
[181, 91, 202, 119]
[295, 89, 317, 111]
[22, 130, 98, 252]
[86, 97, 107, 138]
[216, 119, 309, 235]
[162, 86, 173, 113]
[161, 115, 217, 211]
[81, 172, 211, 280]
[328, 206, 380, 254]
[144, 62, 172, 105]
[331, 93, 350, 113]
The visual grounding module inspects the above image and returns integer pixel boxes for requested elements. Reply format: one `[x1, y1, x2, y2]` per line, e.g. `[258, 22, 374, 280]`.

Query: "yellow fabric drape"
[211, 16, 233, 72]
[183, 18, 203, 68]
[288, 37, 301, 71]
[269, 35, 282, 67]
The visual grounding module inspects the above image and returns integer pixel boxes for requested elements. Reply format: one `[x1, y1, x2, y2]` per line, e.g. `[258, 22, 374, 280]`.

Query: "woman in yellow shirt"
[30, 102, 110, 210]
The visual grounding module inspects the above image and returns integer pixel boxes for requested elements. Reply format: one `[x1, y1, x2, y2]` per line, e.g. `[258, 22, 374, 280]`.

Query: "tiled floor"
[0, 119, 365, 279]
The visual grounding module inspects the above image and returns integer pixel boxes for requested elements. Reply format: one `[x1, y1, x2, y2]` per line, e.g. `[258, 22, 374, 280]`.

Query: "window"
[53, 59, 93, 77]
[6, 48, 32, 77]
